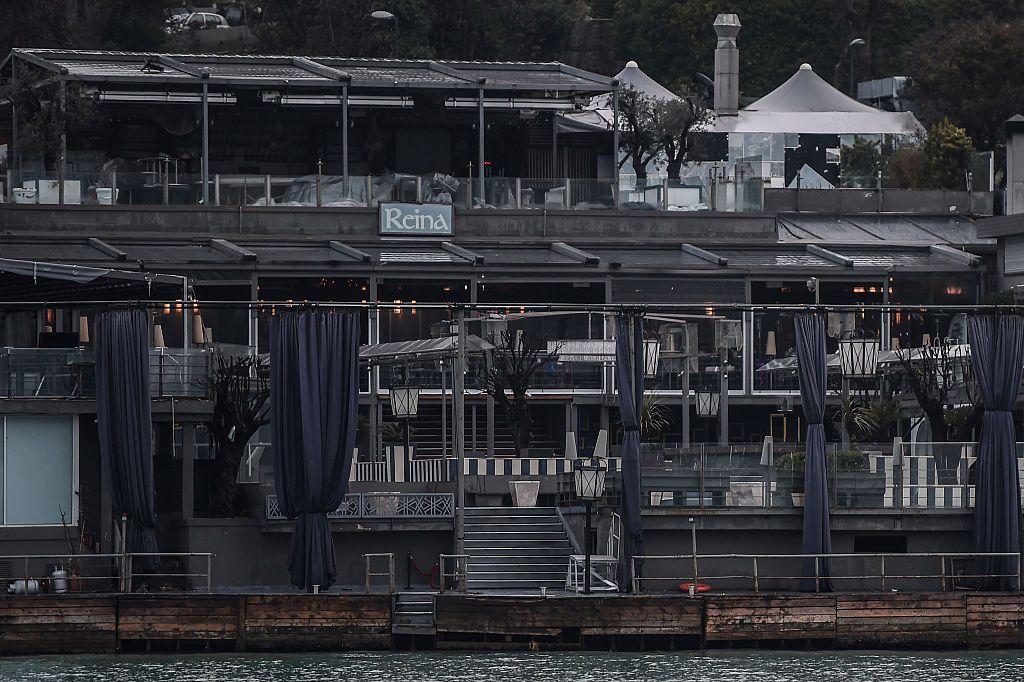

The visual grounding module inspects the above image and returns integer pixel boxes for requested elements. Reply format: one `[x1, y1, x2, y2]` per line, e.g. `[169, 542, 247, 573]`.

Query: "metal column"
[477, 84, 485, 203]
[719, 349, 729, 446]
[58, 75, 66, 205]
[201, 75, 210, 205]
[454, 308, 467, 556]
[681, 367, 690, 448]
[342, 82, 349, 188]
[612, 81, 620, 207]
[10, 54, 16, 186]
[551, 112, 559, 178]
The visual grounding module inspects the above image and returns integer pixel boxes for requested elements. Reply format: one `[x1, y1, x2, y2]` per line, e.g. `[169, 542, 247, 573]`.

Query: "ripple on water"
[0, 650, 1022, 682]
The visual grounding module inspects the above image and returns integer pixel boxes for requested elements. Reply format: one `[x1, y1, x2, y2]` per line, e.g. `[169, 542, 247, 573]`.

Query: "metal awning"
[359, 335, 493, 365]
[757, 345, 971, 372]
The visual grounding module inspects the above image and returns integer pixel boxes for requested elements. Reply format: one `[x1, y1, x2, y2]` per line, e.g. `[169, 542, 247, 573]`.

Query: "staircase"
[393, 592, 435, 635]
[464, 507, 573, 591]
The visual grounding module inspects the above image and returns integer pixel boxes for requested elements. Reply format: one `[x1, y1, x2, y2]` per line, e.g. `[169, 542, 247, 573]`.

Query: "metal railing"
[0, 347, 212, 399]
[0, 552, 214, 594]
[438, 553, 468, 593]
[363, 552, 395, 593]
[631, 552, 1022, 593]
[264, 492, 455, 520]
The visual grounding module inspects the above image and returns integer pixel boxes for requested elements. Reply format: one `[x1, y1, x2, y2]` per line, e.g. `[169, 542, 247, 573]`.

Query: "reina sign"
[379, 202, 454, 236]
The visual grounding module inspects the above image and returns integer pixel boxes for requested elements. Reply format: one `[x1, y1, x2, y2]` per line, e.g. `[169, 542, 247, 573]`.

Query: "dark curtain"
[95, 309, 159, 569]
[271, 311, 360, 590]
[795, 313, 832, 590]
[616, 314, 644, 590]
[968, 315, 1024, 588]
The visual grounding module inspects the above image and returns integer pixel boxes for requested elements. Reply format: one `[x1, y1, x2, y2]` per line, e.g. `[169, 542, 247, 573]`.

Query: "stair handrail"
[554, 506, 583, 555]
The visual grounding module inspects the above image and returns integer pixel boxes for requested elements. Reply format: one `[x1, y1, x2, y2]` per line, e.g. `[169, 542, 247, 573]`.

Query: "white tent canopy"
[708, 63, 924, 135]
[558, 60, 678, 134]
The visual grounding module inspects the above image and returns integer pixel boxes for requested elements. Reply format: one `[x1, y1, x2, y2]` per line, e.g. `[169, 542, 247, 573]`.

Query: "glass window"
[3, 416, 74, 525]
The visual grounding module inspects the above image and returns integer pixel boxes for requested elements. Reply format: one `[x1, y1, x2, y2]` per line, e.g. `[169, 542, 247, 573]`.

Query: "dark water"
[0, 651, 1022, 681]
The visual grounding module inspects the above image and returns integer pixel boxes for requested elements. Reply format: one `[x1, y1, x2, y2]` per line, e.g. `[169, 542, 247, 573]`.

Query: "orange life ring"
[679, 581, 711, 593]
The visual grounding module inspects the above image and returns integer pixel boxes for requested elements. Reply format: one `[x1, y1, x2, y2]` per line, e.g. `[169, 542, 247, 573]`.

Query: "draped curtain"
[795, 313, 832, 590]
[968, 315, 1024, 588]
[615, 314, 644, 590]
[95, 309, 159, 568]
[271, 311, 360, 591]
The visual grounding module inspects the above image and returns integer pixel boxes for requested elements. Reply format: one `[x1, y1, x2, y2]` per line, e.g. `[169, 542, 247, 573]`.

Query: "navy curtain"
[95, 309, 159, 568]
[616, 314, 644, 590]
[795, 313, 832, 590]
[968, 315, 1024, 588]
[271, 311, 360, 590]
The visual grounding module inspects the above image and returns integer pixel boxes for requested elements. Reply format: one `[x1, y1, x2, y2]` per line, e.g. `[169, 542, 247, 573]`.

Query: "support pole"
[10, 54, 17, 189]
[719, 348, 729, 446]
[477, 83, 485, 204]
[342, 82, 349, 190]
[681, 367, 690, 448]
[454, 308, 467, 556]
[612, 81, 620, 207]
[201, 75, 210, 205]
[584, 500, 593, 594]
[58, 75, 66, 205]
[551, 112, 559, 179]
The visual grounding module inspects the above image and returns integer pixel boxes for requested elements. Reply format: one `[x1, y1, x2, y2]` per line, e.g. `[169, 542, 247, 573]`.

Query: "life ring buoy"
[679, 581, 711, 593]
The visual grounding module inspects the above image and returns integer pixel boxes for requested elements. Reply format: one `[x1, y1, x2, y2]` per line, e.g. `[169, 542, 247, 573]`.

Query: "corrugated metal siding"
[1005, 236, 1024, 275]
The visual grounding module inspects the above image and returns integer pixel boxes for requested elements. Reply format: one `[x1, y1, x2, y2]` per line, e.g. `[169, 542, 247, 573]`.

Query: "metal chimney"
[713, 13, 741, 115]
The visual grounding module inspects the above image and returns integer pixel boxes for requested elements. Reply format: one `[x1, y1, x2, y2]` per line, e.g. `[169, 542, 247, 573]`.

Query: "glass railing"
[0, 347, 211, 398]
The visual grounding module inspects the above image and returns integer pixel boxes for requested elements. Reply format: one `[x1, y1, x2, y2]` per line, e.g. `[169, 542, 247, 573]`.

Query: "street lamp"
[834, 38, 867, 97]
[643, 337, 661, 377]
[370, 10, 399, 55]
[837, 332, 878, 447]
[390, 379, 420, 474]
[573, 455, 607, 594]
[695, 390, 720, 418]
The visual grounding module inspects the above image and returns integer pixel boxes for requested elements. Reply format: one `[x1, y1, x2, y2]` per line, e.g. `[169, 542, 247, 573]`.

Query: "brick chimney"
[713, 13, 741, 116]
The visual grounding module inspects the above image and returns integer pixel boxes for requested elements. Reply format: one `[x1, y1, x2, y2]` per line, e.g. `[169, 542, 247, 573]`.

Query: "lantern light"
[389, 385, 420, 420]
[643, 338, 661, 377]
[573, 456, 607, 502]
[695, 390, 720, 417]
[838, 335, 879, 378]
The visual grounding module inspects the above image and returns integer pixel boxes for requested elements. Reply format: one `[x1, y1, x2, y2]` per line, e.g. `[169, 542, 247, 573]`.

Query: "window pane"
[4, 416, 74, 525]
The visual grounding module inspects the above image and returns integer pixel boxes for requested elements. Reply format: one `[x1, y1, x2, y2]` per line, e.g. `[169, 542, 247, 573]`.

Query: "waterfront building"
[0, 46, 1010, 598]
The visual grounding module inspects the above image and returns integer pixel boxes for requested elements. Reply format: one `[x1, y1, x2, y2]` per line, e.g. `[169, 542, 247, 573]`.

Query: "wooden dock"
[1, 591, 1024, 654]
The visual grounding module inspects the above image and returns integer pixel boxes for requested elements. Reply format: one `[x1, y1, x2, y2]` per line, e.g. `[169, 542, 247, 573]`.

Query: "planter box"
[509, 480, 540, 507]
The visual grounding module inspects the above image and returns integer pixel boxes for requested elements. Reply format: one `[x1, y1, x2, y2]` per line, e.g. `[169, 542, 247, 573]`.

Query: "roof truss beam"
[441, 241, 484, 264]
[154, 55, 205, 78]
[87, 238, 127, 261]
[681, 243, 728, 266]
[807, 244, 853, 267]
[210, 238, 257, 262]
[552, 242, 600, 266]
[329, 240, 373, 263]
[930, 244, 980, 266]
[292, 57, 349, 81]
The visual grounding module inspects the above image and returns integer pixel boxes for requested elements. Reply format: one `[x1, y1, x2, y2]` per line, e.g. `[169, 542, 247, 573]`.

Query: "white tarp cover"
[708, 64, 924, 135]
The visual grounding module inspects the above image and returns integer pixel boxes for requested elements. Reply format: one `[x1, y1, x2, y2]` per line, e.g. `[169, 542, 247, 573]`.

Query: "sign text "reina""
[379, 202, 454, 236]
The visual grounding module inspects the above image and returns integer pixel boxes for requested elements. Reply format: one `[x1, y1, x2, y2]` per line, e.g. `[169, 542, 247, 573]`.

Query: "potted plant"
[774, 452, 806, 506]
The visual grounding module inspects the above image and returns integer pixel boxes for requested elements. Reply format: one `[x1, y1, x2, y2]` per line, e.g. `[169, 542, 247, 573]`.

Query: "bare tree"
[894, 341, 982, 482]
[197, 354, 271, 517]
[656, 88, 713, 181]
[482, 330, 560, 457]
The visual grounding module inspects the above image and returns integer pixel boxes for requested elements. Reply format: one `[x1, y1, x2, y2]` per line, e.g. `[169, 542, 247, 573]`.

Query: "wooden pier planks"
[836, 592, 967, 648]
[705, 595, 837, 641]
[0, 595, 117, 654]
[117, 595, 240, 641]
[967, 593, 1024, 647]
[243, 594, 392, 650]
[435, 595, 702, 640]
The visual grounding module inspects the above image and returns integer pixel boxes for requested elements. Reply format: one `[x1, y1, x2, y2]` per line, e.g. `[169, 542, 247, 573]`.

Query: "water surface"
[1, 650, 1021, 681]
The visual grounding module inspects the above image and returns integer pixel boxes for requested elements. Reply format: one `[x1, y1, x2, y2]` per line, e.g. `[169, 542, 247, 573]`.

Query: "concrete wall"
[766, 188, 994, 216]
[0, 205, 777, 242]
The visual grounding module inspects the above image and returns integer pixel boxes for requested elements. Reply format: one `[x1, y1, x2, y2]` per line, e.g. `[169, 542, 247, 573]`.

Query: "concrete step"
[463, 546, 571, 557]
[465, 506, 557, 516]
[465, 523, 564, 533]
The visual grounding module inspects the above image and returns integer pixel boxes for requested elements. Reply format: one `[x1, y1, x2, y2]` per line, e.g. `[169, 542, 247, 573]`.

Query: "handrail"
[0, 552, 215, 594]
[631, 551, 1022, 594]
[363, 552, 395, 594]
[439, 553, 469, 593]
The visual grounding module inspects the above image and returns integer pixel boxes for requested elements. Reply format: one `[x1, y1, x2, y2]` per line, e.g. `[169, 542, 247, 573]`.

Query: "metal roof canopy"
[4, 48, 615, 96]
[359, 334, 494, 365]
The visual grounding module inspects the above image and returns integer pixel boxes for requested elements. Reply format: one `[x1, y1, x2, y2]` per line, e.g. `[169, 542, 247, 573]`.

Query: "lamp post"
[574, 455, 607, 594]
[837, 332, 879, 448]
[834, 38, 867, 97]
[390, 378, 420, 479]
[371, 10, 399, 56]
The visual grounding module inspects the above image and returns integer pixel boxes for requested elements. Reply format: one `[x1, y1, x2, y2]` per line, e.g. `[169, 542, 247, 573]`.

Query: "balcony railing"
[0, 347, 211, 399]
[264, 492, 454, 520]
